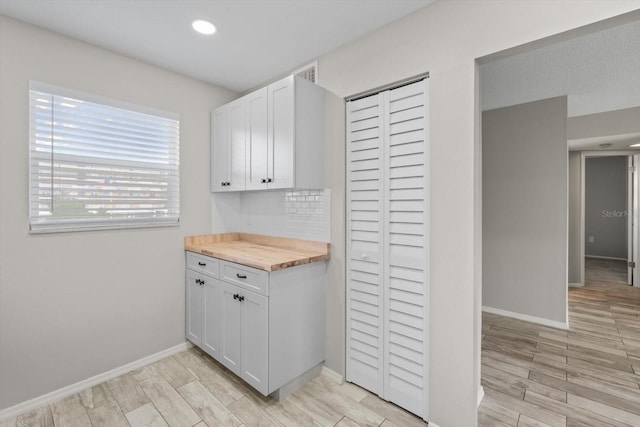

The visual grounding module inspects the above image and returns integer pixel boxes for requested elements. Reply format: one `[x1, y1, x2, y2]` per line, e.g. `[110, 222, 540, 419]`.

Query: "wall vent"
[294, 61, 318, 84]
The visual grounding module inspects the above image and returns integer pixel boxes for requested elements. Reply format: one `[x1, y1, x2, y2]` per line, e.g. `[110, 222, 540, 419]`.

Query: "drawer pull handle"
[198, 262, 206, 266]
[236, 274, 247, 279]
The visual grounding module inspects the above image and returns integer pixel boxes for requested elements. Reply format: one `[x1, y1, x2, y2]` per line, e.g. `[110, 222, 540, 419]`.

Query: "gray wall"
[585, 156, 628, 259]
[0, 16, 235, 410]
[483, 97, 568, 325]
[568, 152, 583, 284]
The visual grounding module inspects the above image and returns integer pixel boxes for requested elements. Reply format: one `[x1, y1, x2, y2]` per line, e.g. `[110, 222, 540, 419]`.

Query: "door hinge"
[629, 261, 636, 268]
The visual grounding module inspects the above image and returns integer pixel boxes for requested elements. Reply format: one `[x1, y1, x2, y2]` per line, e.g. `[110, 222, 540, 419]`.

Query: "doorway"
[576, 152, 640, 288]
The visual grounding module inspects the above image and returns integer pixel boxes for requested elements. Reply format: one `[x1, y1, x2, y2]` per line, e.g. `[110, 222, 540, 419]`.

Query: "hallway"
[479, 258, 640, 426]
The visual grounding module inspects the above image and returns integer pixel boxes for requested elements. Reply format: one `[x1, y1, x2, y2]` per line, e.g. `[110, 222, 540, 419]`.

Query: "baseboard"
[569, 282, 584, 288]
[320, 365, 344, 384]
[585, 255, 627, 261]
[483, 306, 569, 330]
[0, 342, 190, 421]
[477, 386, 485, 407]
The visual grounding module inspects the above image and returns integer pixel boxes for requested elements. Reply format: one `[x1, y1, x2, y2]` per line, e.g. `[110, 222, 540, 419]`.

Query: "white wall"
[585, 156, 628, 259]
[0, 16, 235, 411]
[315, 2, 639, 426]
[569, 152, 583, 284]
[483, 97, 569, 326]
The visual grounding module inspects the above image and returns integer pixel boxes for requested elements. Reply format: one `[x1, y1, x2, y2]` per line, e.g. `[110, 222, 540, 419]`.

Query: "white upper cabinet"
[245, 88, 269, 190]
[212, 75, 335, 192]
[211, 98, 246, 192]
[266, 77, 295, 189]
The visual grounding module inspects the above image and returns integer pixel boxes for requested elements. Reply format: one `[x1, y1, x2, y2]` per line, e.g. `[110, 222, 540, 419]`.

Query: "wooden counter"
[184, 233, 330, 272]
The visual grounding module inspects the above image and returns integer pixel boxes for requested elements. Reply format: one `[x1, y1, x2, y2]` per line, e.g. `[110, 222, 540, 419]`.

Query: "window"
[29, 81, 180, 233]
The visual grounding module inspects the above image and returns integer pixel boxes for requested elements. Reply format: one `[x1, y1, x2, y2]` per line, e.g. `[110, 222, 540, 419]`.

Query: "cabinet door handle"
[261, 178, 266, 183]
[233, 293, 238, 300]
[198, 262, 206, 266]
[236, 273, 247, 279]
[238, 295, 245, 302]
[267, 178, 272, 183]
[226, 181, 231, 186]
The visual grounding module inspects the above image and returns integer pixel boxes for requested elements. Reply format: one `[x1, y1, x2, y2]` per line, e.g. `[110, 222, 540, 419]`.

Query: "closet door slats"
[347, 79, 429, 420]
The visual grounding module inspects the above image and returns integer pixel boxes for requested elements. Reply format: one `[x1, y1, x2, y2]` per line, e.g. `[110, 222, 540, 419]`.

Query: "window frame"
[28, 81, 181, 234]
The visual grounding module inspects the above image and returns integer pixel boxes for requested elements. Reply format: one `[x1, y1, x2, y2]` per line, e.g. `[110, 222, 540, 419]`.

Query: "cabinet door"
[240, 289, 269, 395]
[267, 76, 294, 189]
[228, 101, 246, 191]
[201, 277, 221, 358]
[246, 88, 269, 190]
[185, 270, 203, 346]
[211, 108, 229, 192]
[220, 283, 242, 376]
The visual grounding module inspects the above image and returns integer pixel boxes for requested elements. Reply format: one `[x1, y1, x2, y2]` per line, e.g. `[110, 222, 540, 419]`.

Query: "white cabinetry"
[211, 75, 331, 192]
[220, 282, 269, 393]
[211, 98, 246, 192]
[185, 253, 221, 359]
[346, 79, 430, 419]
[186, 252, 325, 397]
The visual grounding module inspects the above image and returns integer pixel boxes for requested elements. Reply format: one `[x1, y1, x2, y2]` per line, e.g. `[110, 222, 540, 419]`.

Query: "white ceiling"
[0, 0, 433, 93]
[480, 18, 640, 118]
[480, 17, 640, 152]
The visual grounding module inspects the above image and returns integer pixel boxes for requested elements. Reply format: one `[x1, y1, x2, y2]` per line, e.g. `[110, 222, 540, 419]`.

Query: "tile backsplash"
[211, 189, 330, 243]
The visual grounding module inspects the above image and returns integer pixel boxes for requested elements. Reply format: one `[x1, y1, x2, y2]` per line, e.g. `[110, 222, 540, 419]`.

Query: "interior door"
[632, 155, 640, 287]
[345, 78, 430, 420]
[382, 80, 429, 418]
[628, 156, 634, 284]
[345, 92, 385, 396]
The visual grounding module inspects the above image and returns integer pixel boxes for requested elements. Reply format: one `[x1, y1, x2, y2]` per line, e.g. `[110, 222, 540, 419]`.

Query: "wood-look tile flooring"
[0, 346, 426, 427]
[479, 258, 640, 427]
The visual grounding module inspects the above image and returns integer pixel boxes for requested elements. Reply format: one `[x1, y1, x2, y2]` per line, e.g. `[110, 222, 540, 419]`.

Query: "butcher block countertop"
[184, 233, 330, 272]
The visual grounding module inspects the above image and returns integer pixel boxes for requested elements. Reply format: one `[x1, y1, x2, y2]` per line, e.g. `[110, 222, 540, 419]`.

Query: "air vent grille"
[294, 61, 318, 84]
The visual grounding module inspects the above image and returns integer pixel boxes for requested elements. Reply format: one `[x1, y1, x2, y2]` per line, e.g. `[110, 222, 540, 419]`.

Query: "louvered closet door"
[346, 78, 429, 420]
[383, 80, 429, 418]
[346, 92, 385, 395]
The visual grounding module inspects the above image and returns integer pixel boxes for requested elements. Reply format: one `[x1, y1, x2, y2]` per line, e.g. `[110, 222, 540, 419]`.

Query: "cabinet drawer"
[220, 261, 268, 296]
[187, 252, 219, 278]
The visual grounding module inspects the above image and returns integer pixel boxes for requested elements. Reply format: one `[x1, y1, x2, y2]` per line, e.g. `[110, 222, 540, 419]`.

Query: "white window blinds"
[29, 81, 180, 233]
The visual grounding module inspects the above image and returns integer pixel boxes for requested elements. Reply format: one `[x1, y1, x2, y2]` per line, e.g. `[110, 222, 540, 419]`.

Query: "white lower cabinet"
[186, 269, 221, 359]
[186, 252, 325, 397]
[219, 282, 268, 394]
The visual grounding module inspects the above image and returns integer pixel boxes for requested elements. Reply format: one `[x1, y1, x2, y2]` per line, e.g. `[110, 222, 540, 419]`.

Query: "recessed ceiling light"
[631, 143, 640, 148]
[192, 19, 216, 35]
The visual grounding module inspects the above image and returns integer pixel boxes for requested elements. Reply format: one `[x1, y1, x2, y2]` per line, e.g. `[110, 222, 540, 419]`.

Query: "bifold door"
[346, 78, 430, 419]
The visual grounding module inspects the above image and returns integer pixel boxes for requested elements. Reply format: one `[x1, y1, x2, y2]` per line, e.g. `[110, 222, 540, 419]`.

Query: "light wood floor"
[479, 258, 640, 426]
[0, 346, 426, 427]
